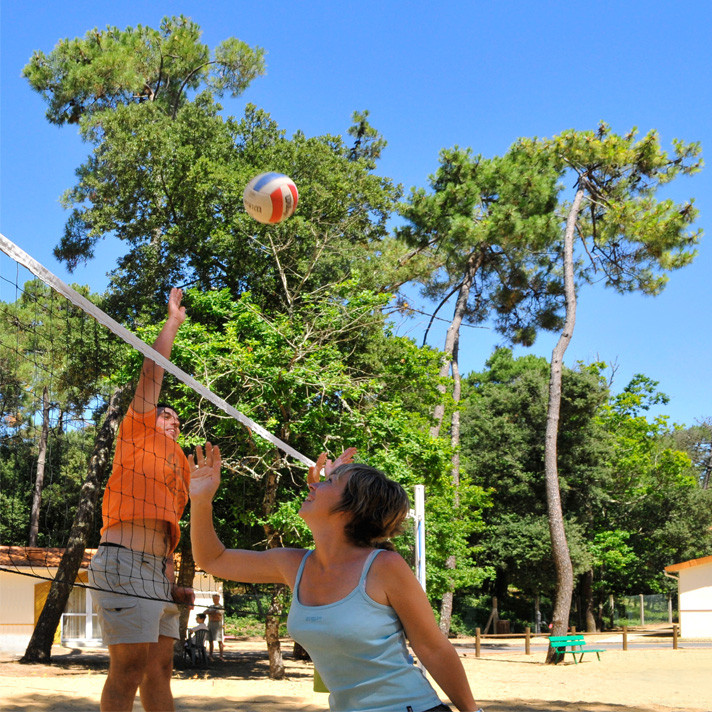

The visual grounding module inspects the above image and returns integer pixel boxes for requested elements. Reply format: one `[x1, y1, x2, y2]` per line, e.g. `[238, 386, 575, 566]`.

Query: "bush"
[223, 614, 288, 638]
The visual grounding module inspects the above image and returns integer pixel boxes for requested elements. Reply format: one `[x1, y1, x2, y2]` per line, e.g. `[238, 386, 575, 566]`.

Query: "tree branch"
[422, 282, 461, 347]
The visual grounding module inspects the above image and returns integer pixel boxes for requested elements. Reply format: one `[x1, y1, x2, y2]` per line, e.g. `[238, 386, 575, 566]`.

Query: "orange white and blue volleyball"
[243, 172, 299, 224]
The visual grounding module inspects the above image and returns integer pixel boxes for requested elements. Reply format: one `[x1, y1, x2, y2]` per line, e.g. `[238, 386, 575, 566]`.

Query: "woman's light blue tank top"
[287, 549, 443, 712]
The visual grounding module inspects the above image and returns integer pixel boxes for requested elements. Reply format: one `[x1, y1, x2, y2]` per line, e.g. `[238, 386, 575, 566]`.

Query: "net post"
[413, 485, 426, 592]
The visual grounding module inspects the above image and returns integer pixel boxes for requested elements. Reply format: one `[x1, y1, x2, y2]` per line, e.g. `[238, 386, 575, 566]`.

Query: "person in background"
[204, 593, 225, 661]
[189, 445, 483, 712]
[184, 613, 210, 665]
[189, 613, 210, 635]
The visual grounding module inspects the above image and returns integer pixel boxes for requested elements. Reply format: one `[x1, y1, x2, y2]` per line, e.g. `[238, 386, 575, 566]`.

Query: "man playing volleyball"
[88, 288, 194, 712]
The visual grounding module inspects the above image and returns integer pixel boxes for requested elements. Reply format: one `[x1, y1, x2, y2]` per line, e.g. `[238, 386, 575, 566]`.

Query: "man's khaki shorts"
[88, 544, 179, 646]
[208, 620, 224, 642]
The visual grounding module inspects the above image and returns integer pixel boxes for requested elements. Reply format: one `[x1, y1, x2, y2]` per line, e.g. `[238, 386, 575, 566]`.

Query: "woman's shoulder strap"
[293, 549, 313, 587]
[358, 549, 384, 586]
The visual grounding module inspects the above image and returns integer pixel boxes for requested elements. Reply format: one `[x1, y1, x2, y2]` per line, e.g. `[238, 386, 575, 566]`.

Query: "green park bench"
[548, 635, 606, 664]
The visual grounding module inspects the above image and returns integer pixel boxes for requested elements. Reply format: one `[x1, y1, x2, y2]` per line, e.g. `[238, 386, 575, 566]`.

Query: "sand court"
[1, 639, 709, 712]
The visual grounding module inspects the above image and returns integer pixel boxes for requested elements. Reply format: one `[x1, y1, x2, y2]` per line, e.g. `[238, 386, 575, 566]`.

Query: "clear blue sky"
[1, 0, 711, 428]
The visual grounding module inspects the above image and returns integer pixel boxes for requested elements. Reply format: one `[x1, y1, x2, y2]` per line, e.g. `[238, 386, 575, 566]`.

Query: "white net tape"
[0, 232, 314, 468]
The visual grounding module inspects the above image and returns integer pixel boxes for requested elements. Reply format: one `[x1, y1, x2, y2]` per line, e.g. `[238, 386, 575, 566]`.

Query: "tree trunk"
[438, 334, 463, 636]
[176, 535, 196, 654]
[266, 584, 286, 679]
[429, 253, 480, 439]
[262, 458, 286, 679]
[534, 594, 542, 634]
[608, 594, 616, 630]
[438, 555, 456, 636]
[433, 257, 479, 634]
[293, 640, 311, 661]
[581, 568, 597, 632]
[29, 386, 50, 546]
[483, 596, 499, 635]
[702, 436, 712, 490]
[544, 187, 583, 664]
[21, 384, 132, 663]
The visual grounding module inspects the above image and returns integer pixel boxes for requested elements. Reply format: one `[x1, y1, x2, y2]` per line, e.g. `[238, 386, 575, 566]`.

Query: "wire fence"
[613, 593, 674, 627]
[459, 623, 685, 659]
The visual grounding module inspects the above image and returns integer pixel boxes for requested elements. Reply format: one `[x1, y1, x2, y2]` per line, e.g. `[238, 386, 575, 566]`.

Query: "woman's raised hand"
[307, 447, 357, 485]
[189, 442, 222, 503]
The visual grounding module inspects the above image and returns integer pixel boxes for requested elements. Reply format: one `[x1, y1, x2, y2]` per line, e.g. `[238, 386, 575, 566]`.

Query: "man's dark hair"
[156, 402, 180, 422]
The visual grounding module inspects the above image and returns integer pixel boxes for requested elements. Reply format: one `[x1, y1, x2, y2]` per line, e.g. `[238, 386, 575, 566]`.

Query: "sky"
[1, 0, 711, 428]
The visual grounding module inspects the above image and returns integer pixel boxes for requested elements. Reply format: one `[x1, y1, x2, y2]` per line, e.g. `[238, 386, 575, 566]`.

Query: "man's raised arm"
[132, 287, 186, 413]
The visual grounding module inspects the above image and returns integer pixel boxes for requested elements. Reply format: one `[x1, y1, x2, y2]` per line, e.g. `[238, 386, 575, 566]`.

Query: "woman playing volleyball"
[189, 444, 482, 712]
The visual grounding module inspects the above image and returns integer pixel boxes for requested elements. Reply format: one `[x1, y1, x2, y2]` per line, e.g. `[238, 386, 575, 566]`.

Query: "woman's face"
[298, 470, 350, 521]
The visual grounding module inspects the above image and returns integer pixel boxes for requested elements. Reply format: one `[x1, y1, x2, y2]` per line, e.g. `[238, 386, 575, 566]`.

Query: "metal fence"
[612, 593, 676, 627]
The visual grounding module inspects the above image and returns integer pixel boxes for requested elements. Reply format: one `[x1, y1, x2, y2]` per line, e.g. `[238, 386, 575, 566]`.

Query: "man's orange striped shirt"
[101, 407, 190, 553]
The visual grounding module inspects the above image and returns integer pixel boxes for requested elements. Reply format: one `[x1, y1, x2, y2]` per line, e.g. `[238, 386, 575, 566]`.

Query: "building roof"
[0, 546, 95, 569]
[665, 554, 712, 573]
[0, 546, 208, 574]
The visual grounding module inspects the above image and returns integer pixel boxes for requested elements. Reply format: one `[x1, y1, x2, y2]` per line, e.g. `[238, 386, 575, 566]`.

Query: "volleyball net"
[0, 232, 314, 603]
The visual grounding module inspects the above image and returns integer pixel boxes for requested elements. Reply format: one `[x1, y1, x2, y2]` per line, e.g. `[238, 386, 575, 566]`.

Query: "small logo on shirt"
[305, 616, 323, 622]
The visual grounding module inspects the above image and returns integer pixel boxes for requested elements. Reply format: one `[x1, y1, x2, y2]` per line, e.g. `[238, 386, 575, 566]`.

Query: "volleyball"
[243, 172, 299, 224]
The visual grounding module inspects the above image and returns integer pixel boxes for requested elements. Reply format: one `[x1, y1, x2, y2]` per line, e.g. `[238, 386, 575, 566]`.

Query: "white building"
[0, 546, 221, 655]
[665, 554, 712, 639]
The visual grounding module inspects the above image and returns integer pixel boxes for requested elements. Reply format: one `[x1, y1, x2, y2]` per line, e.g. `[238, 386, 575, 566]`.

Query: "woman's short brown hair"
[330, 464, 410, 548]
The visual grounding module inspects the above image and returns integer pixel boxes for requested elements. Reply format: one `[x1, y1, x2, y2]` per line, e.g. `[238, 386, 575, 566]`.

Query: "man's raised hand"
[167, 286, 186, 325]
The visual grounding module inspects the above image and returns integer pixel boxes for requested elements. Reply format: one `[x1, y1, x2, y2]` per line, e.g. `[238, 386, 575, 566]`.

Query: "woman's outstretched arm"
[189, 443, 302, 584]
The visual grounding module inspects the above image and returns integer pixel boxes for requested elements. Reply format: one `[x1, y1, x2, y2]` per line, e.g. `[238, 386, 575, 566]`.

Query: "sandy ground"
[0, 636, 709, 712]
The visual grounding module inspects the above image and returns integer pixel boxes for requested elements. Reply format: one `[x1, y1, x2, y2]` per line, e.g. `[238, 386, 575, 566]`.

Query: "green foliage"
[18, 19, 483, 616]
[0, 406, 103, 547]
[23, 18, 708, 637]
[397, 144, 564, 346]
[461, 349, 712, 610]
[224, 615, 286, 638]
[23, 15, 265, 125]
[131, 285, 486, 598]
[669, 419, 712, 488]
[596, 375, 712, 592]
[519, 124, 703, 295]
[55, 100, 403, 319]
[463, 348, 611, 515]
[0, 455, 32, 544]
[461, 349, 610, 598]
[36, 428, 103, 546]
[24, 17, 406, 320]
[0, 280, 122, 546]
[589, 530, 638, 596]
[421, 478, 491, 601]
